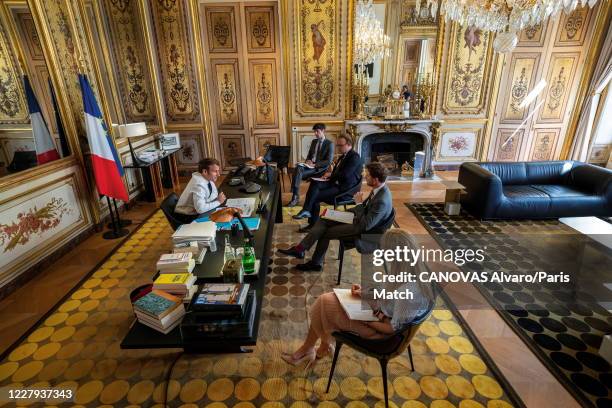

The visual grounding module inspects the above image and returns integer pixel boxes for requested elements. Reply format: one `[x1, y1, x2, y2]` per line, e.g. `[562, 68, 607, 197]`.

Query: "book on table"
[191, 283, 250, 314]
[131, 289, 186, 334]
[153, 273, 197, 297]
[173, 241, 207, 264]
[332, 288, 378, 321]
[321, 209, 355, 224]
[157, 253, 196, 273]
[172, 221, 216, 246]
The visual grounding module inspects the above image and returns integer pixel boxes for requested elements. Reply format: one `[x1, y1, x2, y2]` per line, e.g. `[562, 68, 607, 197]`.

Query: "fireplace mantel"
[345, 119, 443, 178]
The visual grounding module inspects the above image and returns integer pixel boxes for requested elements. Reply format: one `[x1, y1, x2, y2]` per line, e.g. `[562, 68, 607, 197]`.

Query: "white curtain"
[569, 22, 612, 161]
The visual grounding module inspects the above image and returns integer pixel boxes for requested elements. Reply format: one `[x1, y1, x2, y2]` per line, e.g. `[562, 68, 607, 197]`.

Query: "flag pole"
[106, 198, 132, 229]
[103, 196, 129, 240]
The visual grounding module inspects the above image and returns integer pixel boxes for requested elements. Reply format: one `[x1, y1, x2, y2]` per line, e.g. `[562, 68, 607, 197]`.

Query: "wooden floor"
[0, 172, 580, 408]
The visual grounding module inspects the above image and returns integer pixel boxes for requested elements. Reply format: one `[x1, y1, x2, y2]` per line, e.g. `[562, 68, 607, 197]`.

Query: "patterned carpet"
[408, 203, 612, 408]
[0, 208, 523, 407]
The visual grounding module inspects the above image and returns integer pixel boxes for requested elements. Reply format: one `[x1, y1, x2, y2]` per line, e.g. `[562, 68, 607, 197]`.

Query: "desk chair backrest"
[264, 145, 290, 169]
[160, 192, 183, 230]
[389, 304, 434, 359]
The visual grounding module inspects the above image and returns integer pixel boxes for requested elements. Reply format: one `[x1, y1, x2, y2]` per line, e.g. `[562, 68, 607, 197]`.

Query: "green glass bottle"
[242, 239, 256, 275]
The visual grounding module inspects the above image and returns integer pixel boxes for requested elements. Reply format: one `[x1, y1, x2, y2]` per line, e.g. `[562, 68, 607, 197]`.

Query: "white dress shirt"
[175, 172, 221, 215]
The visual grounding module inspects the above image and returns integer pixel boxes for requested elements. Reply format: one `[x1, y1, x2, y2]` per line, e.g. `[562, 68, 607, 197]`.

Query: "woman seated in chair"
[281, 229, 436, 367]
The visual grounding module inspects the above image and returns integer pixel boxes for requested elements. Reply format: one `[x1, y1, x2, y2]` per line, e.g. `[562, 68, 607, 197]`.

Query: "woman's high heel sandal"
[316, 344, 335, 359]
[281, 350, 316, 368]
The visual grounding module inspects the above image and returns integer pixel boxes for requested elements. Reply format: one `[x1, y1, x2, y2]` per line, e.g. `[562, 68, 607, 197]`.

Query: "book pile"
[191, 283, 250, 318]
[153, 273, 198, 303]
[173, 241, 207, 264]
[156, 252, 195, 274]
[132, 289, 185, 334]
[172, 221, 216, 248]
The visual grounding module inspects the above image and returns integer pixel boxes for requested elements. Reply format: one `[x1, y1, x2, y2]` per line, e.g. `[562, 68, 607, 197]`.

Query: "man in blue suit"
[293, 134, 363, 231]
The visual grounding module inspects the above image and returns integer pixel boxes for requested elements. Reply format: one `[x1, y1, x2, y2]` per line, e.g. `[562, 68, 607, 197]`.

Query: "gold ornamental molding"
[0, 156, 77, 192]
[0, 6, 28, 124]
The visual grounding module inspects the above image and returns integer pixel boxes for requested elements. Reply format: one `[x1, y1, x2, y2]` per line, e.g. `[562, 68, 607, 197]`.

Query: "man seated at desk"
[292, 134, 362, 231]
[174, 158, 226, 222]
[279, 162, 392, 271]
[288, 123, 334, 207]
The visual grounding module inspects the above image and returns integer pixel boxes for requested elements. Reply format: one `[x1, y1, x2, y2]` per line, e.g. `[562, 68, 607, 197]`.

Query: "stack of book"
[156, 253, 195, 274]
[153, 273, 198, 303]
[172, 221, 216, 248]
[172, 241, 207, 264]
[132, 290, 185, 334]
[191, 283, 250, 318]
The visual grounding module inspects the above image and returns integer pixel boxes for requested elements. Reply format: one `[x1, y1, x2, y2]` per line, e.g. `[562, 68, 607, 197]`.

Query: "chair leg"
[408, 344, 414, 371]
[326, 342, 343, 393]
[344, 204, 347, 211]
[379, 358, 389, 408]
[337, 243, 345, 285]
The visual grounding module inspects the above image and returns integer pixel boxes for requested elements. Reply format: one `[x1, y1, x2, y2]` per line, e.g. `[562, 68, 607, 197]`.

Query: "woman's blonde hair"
[379, 229, 435, 302]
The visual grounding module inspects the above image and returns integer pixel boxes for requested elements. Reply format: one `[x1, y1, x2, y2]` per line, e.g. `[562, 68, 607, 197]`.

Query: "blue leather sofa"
[458, 161, 612, 219]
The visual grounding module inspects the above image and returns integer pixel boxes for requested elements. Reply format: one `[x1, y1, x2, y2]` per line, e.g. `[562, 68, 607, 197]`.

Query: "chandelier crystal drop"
[422, 0, 599, 52]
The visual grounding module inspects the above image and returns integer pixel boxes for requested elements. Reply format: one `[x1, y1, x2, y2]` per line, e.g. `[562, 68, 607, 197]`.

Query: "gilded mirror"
[353, 0, 442, 117]
[0, 0, 69, 178]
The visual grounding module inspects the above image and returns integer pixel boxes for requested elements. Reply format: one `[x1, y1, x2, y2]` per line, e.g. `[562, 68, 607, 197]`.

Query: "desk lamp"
[118, 122, 148, 166]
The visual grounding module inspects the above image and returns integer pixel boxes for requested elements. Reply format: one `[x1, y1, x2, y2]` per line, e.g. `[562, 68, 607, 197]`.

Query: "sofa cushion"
[503, 185, 550, 198]
[530, 184, 587, 198]
[525, 161, 574, 185]
[480, 162, 527, 185]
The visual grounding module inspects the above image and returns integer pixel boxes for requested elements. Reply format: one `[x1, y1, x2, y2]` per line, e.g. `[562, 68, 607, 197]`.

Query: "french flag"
[79, 74, 128, 202]
[23, 76, 60, 164]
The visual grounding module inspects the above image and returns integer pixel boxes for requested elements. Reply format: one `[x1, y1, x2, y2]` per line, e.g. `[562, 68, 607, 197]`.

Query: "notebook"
[333, 288, 378, 321]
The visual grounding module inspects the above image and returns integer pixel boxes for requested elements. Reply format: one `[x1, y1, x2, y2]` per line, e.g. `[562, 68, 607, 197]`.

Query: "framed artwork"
[160, 133, 181, 150]
[437, 130, 480, 162]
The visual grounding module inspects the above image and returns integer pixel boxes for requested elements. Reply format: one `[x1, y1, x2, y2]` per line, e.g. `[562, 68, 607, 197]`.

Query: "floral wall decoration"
[0, 197, 72, 253]
[151, 0, 201, 124]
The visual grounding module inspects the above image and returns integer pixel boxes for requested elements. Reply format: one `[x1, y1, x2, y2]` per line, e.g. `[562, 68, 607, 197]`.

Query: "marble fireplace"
[345, 119, 442, 178]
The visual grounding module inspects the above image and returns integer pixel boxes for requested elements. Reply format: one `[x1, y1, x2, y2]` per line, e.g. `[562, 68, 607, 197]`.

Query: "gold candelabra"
[410, 73, 436, 119]
[353, 66, 370, 120]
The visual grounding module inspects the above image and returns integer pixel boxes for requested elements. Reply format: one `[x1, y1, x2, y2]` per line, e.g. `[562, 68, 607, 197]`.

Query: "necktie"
[313, 140, 320, 160]
[208, 181, 213, 195]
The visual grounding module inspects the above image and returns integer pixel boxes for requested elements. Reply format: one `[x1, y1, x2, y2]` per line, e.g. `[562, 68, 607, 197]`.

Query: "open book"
[321, 209, 354, 224]
[333, 289, 378, 321]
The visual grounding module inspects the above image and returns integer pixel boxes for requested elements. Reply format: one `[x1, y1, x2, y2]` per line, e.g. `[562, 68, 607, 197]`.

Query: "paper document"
[321, 209, 354, 224]
[333, 289, 378, 321]
[225, 198, 256, 217]
[310, 177, 329, 182]
[298, 162, 315, 169]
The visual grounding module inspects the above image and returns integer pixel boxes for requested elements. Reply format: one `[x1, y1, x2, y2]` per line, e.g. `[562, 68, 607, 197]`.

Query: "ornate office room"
[0, 0, 610, 407]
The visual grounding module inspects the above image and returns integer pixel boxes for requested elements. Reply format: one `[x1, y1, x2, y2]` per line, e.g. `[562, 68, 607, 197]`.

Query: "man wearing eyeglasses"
[293, 134, 363, 231]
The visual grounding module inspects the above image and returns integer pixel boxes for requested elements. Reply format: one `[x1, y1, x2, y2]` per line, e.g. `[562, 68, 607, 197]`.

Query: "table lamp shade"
[118, 122, 147, 138]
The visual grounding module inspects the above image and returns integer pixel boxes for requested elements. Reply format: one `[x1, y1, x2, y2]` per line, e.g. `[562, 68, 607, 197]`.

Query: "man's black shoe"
[298, 224, 312, 233]
[278, 246, 305, 259]
[287, 195, 299, 207]
[292, 210, 311, 220]
[296, 261, 322, 271]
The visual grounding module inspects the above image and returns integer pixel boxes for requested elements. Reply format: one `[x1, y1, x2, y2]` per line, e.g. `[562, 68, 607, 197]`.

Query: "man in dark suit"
[279, 162, 393, 271]
[288, 123, 334, 207]
[293, 134, 362, 229]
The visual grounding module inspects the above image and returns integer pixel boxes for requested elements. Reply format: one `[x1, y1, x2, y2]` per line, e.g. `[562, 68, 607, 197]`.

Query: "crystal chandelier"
[422, 0, 600, 52]
[353, 0, 390, 118]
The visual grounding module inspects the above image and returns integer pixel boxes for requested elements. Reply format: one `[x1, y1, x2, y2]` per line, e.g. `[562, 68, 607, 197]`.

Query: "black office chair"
[160, 193, 186, 231]
[323, 176, 363, 210]
[336, 208, 395, 285]
[326, 305, 434, 408]
[264, 146, 290, 191]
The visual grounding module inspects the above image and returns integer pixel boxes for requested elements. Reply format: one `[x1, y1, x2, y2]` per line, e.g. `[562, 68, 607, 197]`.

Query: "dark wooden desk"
[120, 170, 282, 353]
[125, 148, 181, 202]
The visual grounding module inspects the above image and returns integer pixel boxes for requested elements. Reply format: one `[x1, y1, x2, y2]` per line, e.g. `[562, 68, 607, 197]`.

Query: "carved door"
[200, 2, 285, 170]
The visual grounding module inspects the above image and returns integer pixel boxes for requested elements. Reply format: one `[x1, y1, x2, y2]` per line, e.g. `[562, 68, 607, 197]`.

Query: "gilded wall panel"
[151, 0, 200, 124]
[539, 52, 579, 123]
[176, 130, 204, 171]
[102, 0, 156, 123]
[205, 6, 236, 53]
[518, 20, 547, 47]
[249, 59, 278, 128]
[245, 6, 275, 53]
[294, 0, 341, 116]
[442, 23, 493, 115]
[0, 19, 28, 123]
[219, 134, 245, 168]
[530, 129, 559, 161]
[555, 7, 591, 46]
[256, 134, 278, 157]
[211, 59, 242, 129]
[494, 129, 524, 161]
[14, 11, 43, 59]
[501, 53, 540, 123]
